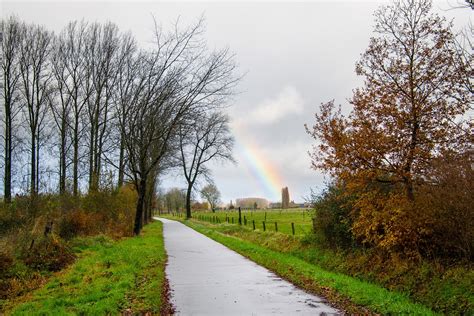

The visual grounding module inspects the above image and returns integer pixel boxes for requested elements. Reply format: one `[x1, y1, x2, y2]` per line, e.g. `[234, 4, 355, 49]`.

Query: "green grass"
[179, 208, 313, 235]
[175, 219, 438, 315]
[7, 221, 168, 315]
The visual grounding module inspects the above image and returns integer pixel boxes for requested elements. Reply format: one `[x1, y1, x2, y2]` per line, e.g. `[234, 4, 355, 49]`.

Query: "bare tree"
[18, 23, 53, 195]
[113, 32, 137, 188]
[200, 183, 221, 212]
[449, 0, 474, 9]
[119, 52, 180, 234]
[53, 21, 92, 196]
[120, 19, 238, 235]
[164, 187, 187, 213]
[85, 22, 120, 192]
[49, 30, 73, 194]
[454, 14, 474, 101]
[1, 17, 22, 202]
[179, 112, 234, 219]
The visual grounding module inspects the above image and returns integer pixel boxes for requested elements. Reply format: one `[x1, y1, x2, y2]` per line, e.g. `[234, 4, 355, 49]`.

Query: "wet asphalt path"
[154, 217, 340, 315]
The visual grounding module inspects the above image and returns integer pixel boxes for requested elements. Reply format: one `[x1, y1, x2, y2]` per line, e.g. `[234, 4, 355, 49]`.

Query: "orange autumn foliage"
[306, 0, 473, 260]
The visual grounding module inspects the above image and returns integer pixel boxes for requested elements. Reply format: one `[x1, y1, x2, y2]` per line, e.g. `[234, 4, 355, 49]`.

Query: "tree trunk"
[143, 197, 149, 225]
[96, 99, 108, 189]
[133, 179, 146, 235]
[59, 120, 67, 194]
[30, 131, 36, 195]
[36, 132, 40, 192]
[146, 174, 156, 222]
[185, 184, 192, 219]
[91, 98, 101, 191]
[117, 135, 125, 188]
[405, 179, 415, 202]
[4, 103, 12, 203]
[142, 205, 147, 225]
[73, 119, 79, 196]
[88, 119, 95, 191]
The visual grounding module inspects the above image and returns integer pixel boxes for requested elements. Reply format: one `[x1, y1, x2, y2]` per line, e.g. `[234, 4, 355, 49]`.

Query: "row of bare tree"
[1, 16, 238, 234]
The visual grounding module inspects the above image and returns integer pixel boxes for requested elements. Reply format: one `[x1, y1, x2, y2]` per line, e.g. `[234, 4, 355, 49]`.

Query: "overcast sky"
[2, 0, 471, 204]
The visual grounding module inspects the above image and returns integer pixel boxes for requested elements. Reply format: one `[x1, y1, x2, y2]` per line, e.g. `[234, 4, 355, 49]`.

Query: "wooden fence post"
[238, 207, 242, 225]
[291, 222, 295, 235]
[252, 220, 255, 230]
[263, 221, 266, 231]
[275, 222, 278, 232]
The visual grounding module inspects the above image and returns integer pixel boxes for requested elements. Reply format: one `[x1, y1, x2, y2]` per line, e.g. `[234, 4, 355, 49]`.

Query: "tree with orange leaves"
[306, 0, 472, 256]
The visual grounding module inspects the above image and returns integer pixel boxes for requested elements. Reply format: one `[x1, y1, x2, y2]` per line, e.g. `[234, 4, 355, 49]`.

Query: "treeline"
[1, 16, 237, 234]
[307, 0, 473, 261]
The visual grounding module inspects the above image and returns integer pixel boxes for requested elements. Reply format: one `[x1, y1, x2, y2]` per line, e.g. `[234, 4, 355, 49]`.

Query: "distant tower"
[281, 187, 290, 209]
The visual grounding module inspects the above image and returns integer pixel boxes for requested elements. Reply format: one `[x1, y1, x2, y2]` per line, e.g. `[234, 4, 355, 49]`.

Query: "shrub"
[312, 184, 354, 249]
[350, 152, 474, 261]
[0, 252, 14, 280]
[0, 251, 16, 300]
[417, 153, 474, 260]
[79, 185, 136, 237]
[57, 211, 84, 240]
[0, 202, 26, 236]
[22, 235, 75, 272]
[350, 187, 434, 260]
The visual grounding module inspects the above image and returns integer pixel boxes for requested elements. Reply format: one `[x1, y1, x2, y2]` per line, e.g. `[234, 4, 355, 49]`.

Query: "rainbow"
[233, 132, 284, 202]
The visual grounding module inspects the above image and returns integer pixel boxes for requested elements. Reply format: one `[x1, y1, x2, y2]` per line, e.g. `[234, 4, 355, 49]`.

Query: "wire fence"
[168, 210, 313, 236]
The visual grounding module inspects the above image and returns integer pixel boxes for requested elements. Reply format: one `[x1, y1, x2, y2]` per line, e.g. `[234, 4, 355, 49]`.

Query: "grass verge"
[177, 218, 437, 315]
[5, 220, 170, 315]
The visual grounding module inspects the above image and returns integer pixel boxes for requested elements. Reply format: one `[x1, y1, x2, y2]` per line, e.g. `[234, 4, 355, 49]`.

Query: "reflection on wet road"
[155, 217, 340, 315]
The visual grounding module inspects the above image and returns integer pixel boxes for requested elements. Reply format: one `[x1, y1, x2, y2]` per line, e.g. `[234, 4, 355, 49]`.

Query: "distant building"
[269, 202, 282, 209]
[235, 197, 269, 209]
[270, 201, 309, 209]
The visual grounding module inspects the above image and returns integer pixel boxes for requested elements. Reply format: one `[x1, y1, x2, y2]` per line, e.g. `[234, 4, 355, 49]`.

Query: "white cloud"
[238, 86, 304, 126]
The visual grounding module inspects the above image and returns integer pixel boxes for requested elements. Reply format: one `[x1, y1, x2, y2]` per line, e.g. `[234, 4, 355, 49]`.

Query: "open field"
[4, 221, 170, 315]
[168, 208, 314, 236]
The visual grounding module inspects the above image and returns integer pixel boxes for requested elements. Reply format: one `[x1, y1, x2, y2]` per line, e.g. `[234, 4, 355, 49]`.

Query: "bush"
[349, 153, 474, 261]
[0, 252, 14, 280]
[417, 153, 474, 260]
[79, 185, 136, 237]
[0, 187, 138, 308]
[22, 235, 75, 272]
[350, 186, 435, 260]
[312, 184, 354, 249]
[57, 212, 82, 240]
[0, 202, 27, 236]
[0, 251, 47, 301]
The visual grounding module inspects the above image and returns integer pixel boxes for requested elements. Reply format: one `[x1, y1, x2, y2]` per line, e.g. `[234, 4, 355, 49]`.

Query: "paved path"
[155, 217, 340, 315]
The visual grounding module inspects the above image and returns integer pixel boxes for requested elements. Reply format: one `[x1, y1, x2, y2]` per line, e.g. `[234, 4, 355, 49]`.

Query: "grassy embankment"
[165, 213, 473, 315]
[4, 221, 170, 315]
